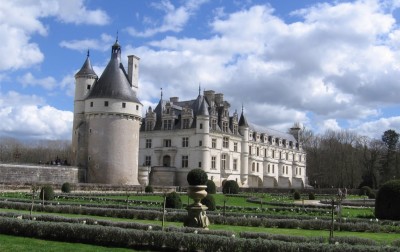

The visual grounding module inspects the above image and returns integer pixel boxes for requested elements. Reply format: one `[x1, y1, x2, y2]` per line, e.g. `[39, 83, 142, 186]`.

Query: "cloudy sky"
[1, 0, 400, 140]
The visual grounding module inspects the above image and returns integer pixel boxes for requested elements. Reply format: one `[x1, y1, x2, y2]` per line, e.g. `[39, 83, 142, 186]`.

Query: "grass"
[0, 234, 140, 252]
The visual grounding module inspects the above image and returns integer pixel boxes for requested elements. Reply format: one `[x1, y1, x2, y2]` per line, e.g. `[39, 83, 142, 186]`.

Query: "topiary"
[201, 194, 216, 211]
[375, 180, 400, 220]
[293, 190, 301, 200]
[61, 182, 72, 193]
[165, 192, 182, 209]
[187, 168, 208, 186]
[145, 185, 153, 193]
[308, 192, 315, 200]
[40, 185, 54, 201]
[359, 186, 372, 197]
[368, 191, 376, 199]
[222, 180, 239, 194]
[206, 180, 216, 194]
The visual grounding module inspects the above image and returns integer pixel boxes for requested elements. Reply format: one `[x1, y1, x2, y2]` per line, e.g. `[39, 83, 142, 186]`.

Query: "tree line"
[0, 137, 71, 165]
[302, 128, 400, 189]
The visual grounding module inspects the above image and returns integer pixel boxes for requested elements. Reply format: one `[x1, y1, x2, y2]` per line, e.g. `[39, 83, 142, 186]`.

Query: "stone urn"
[187, 185, 207, 207]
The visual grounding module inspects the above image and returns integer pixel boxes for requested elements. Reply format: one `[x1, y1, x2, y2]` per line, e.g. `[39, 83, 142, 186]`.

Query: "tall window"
[234, 142, 238, 152]
[279, 151, 282, 159]
[182, 156, 188, 168]
[256, 163, 259, 172]
[222, 121, 228, 132]
[212, 138, 217, 148]
[272, 164, 275, 173]
[145, 156, 151, 166]
[252, 162, 255, 172]
[257, 147, 260, 156]
[211, 156, 216, 169]
[146, 122, 153, 131]
[164, 139, 171, 147]
[286, 153, 288, 160]
[233, 159, 237, 171]
[182, 119, 190, 129]
[122, 102, 126, 108]
[104, 101, 109, 107]
[211, 119, 217, 130]
[249, 146, 252, 155]
[264, 149, 267, 157]
[223, 137, 229, 148]
[145, 139, 152, 148]
[268, 164, 270, 173]
[221, 154, 227, 170]
[182, 137, 189, 147]
[233, 124, 238, 134]
[163, 119, 172, 130]
[272, 150, 275, 158]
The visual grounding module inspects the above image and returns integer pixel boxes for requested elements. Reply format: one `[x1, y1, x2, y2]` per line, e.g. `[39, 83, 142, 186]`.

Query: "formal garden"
[0, 176, 400, 251]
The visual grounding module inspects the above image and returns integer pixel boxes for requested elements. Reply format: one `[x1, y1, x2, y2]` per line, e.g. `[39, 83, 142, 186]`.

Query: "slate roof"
[75, 55, 97, 78]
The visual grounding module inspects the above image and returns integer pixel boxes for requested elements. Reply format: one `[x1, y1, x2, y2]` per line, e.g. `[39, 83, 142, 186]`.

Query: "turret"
[239, 108, 249, 187]
[72, 51, 97, 167]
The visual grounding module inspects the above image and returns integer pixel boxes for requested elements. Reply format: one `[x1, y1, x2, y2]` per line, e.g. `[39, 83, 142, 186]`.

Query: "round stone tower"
[75, 40, 142, 185]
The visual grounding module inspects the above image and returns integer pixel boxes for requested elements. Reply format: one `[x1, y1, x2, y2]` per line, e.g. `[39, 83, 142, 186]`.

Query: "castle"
[72, 41, 307, 188]
[72, 40, 142, 185]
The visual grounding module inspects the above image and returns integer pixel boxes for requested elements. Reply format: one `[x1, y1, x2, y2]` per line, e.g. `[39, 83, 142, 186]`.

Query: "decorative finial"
[241, 103, 244, 113]
[116, 31, 119, 42]
[87, 49, 90, 57]
[198, 83, 201, 96]
[160, 88, 163, 100]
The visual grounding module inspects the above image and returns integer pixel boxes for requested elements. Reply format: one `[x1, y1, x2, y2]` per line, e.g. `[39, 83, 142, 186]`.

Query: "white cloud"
[352, 116, 400, 139]
[0, 91, 72, 140]
[0, 0, 109, 71]
[126, 0, 209, 37]
[60, 33, 113, 52]
[17, 73, 57, 90]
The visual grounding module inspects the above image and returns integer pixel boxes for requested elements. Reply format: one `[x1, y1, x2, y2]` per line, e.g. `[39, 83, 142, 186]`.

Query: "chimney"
[170, 97, 179, 103]
[215, 93, 224, 105]
[128, 55, 140, 93]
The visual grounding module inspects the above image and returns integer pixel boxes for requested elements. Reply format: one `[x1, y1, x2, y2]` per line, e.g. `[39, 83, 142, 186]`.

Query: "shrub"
[201, 194, 216, 211]
[368, 191, 376, 199]
[145, 185, 153, 193]
[222, 180, 239, 194]
[359, 186, 372, 197]
[187, 169, 208, 186]
[375, 180, 400, 220]
[39, 185, 54, 201]
[293, 191, 301, 200]
[206, 180, 216, 194]
[165, 192, 182, 209]
[308, 192, 315, 200]
[61, 182, 72, 193]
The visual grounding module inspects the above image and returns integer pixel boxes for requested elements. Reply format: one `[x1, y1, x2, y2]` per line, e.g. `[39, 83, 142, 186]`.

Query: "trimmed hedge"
[165, 192, 182, 209]
[187, 169, 208, 185]
[375, 180, 400, 220]
[145, 185, 153, 193]
[40, 185, 54, 201]
[0, 217, 396, 252]
[206, 180, 217, 194]
[201, 194, 216, 211]
[222, 180, 239, 194]
[61, 182, 72, 193]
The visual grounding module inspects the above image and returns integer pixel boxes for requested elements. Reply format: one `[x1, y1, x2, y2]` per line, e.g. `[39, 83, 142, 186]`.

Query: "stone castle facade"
[139, 90, 307, 188]
[72, 41, 307, 188]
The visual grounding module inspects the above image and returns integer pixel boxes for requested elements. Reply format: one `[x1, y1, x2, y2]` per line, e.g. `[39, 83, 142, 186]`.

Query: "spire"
[239, 105, 249, 127]
[75, 50, 97, 78]
[198, 83, 201, 96]
[160, 88, 163, 100]
[111, 32, 121, 57]
[198, 96, 209, 116]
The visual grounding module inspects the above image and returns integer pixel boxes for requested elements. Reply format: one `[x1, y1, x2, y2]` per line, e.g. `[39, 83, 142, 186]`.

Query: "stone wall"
[0, 163, 85, 184]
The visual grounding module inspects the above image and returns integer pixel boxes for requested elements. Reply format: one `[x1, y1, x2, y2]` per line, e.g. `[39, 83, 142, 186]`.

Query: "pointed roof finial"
[116, 31, 119, 42]
[242, 103, 244, 113]
[160, 87, 163, 100]
[87, 49, 90, 57]
[198, 83, 201, 96]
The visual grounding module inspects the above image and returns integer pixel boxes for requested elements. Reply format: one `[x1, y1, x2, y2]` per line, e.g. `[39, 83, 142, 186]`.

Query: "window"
[145, 139, 152, 148]
[223, 137, 229, 148]
[211, 119, 217, 130]
[264, 149, 267, 157]
[272, 150, 275, 158]
[87, 84, 91, 90]
[199, 123, 203, 129]
[104, 101, 109, 107]
[257, 147, 260, 156]
[90, 101, 93, 107]
[182, 137, 189, 147]
[136, 105, 139, 110]
[252, 162, 255, 172]
[272, 164, 275, 173]
[299, 155, 302, 162]
[122, 102, 126, 108]
[198, 162, 202, 168]
[163, 139, 171, 147]
[212, 138, 217, 148]
[233, 125, 238, 134]
[211, 156, 216, 169]
[163, 120, 172, 130]
[233, 159, 237, 171]
[146, 122, 153, 131]
[221, 154, 227, 170]
[145, 156, 151, 166]
[182, 119, 190, 129]
[234, 142, 238, 152]
[182, 156, 188, 168]
[199, 140, 202, 146]
[249, 146, 252, 155]
[268, 164, 270, 173]
[286, 153, 288, 160]
[279, 151, 282, 159]
[256, 163, 259, 172]
[299, 168, 302, 175]
[222, 121, 228, 132]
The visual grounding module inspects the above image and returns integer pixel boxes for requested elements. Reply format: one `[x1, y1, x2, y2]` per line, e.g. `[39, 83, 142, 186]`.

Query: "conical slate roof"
[86, 45, 140, 103]
[75, 53, 97, 78]
[238, 111, 249, 127]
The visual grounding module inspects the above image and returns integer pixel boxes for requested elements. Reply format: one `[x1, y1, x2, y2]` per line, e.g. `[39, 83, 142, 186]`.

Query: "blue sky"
[1, 0, 400, 140]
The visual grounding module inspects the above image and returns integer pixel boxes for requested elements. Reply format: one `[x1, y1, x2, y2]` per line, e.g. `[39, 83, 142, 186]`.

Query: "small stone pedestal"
[184, 185, 210, 229]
